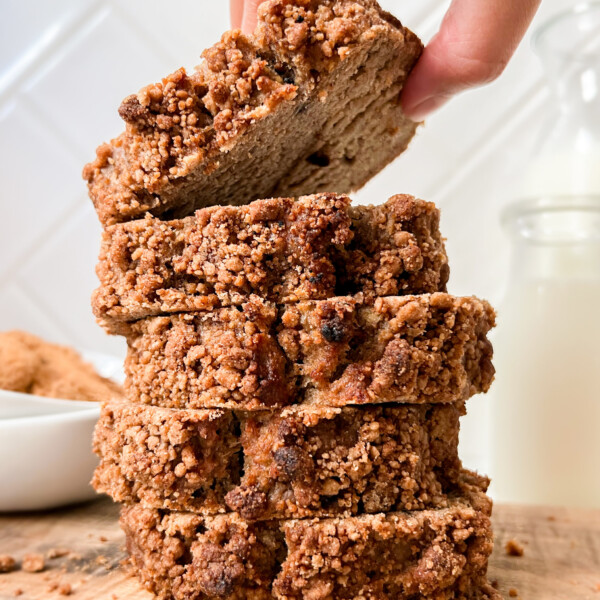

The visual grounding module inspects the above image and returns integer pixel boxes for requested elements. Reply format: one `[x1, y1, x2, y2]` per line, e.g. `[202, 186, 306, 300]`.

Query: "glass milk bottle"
[489, 4, 600, 508]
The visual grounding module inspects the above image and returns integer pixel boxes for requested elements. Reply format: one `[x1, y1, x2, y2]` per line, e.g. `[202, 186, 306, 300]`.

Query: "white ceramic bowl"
[0, 351, 123, 512]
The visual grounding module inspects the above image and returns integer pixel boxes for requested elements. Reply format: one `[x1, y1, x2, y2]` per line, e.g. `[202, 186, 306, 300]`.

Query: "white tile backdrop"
[0, 0, 578, 475]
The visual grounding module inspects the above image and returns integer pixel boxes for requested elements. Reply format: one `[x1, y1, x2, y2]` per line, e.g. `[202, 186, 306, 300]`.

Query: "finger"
[230, 0, 244, 29]
[402, 0, 541, 121]
[241, 0, 269, 34]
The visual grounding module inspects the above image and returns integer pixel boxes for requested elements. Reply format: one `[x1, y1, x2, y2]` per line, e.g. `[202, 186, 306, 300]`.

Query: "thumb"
[241, 0, 269, 34]
[402, 0, 541, 121]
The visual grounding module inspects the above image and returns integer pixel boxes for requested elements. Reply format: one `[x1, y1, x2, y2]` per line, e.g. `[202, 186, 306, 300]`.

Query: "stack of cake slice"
[86, 1, 500, 598]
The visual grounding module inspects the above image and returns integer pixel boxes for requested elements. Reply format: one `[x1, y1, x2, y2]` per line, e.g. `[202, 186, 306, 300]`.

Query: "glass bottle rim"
[502, 195, 600, 243]
[532, 1, 600, 60]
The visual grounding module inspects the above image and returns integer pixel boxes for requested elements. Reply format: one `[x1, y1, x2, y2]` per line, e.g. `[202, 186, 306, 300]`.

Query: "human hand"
[401, 0, 541, 120]
[229, 0, 541, 121]
[230, 0, 267, 34]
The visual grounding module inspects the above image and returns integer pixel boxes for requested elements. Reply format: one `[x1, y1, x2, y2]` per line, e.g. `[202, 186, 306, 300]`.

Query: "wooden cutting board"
[0, 500, 598, 599]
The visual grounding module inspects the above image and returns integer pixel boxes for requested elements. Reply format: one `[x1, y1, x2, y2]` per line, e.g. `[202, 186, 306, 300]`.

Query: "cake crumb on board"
[47, 548, 70, 559]
[58, 582, 73, 595]
[0, 555, 16, 573]
[505, 539, 525, 557]
[22, 554, 45, 573]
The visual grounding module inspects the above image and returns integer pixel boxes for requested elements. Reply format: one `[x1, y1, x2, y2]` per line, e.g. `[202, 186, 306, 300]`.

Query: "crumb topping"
[121, 293, 495, 410]
[93, 193, 448, 329]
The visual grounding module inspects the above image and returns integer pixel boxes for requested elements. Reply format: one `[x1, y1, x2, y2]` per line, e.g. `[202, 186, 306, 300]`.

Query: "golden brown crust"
[0, 330, 122, 402]
[83, 1, 423, 226]
[93, 193, 448, 329]
[121, 293, 495, 410]
[121, 483, 496, 600]
[93, 401, 471, 519]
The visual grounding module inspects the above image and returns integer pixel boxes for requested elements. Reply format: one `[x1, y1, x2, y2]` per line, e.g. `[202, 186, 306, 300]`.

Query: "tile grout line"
[0, 1, 110, 282]
[1, 0, 199, 347]
[14, 201, 93, 274]
[18, 93, 87, 163]
[0, 0, 106, 109]
[7, 281, 79, 346]
[12, 205, 102, 349]
[107, 0, 185, 67]
[1, 192, 91, 283]
[14, 275, 96, 350]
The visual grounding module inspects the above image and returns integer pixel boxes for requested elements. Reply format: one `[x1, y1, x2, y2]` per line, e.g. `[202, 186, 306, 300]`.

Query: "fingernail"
[403, 94, 452, 122]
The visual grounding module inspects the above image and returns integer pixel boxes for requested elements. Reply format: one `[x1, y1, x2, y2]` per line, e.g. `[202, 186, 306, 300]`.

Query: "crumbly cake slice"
[227, 402, 467, 520]
[121, 293, 495, 410]
[93, 193, 449, 330]
[121, 479, 497, 600]
[83, 0, 423, 226]
[93, 400, 468, 519]
[92, 402, 240, 515]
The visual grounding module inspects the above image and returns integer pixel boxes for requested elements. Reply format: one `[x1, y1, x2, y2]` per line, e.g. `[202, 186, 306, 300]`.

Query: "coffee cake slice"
[93, 400, 467, 519]
[92, 403, 238, 515]
[83, 0, 423, 226]
[122, 293, 495, 410]
[121, 480, 497, 600]
[93, 193, 448, 330]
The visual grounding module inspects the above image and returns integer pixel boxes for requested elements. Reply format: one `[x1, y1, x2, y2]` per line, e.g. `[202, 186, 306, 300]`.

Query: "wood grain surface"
[0, 499, 598, 599]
